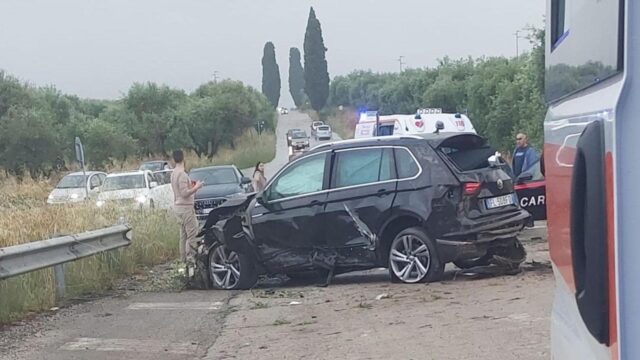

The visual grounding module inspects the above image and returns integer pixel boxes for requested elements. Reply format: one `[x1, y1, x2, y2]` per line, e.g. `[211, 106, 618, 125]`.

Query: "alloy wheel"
[389, 235, 432, 283]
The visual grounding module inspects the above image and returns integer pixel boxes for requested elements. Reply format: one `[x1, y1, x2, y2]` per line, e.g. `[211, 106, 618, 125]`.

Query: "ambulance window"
[551, 0, 567, 49]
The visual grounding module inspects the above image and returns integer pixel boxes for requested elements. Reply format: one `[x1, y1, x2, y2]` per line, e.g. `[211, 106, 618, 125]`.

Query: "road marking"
[126, 302, 222, 310]
[59, 338, 198, 355]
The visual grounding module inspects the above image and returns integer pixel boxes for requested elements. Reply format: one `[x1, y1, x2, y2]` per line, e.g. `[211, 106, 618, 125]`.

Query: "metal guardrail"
[0, 224, 132, 299]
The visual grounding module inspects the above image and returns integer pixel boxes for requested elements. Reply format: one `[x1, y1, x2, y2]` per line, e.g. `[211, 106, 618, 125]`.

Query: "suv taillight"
[463, 182, 481, 196]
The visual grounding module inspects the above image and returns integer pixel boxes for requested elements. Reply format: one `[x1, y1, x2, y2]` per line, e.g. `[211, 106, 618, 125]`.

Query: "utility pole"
[212, 71, 219, 83]
[398, 56, 405, 73]
[514, 30, 525, 57]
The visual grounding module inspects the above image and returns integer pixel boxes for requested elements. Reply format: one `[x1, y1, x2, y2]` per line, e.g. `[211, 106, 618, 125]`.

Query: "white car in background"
[314, 125, 332, 140]
[47, 171, 107, 204]
[310, 121, 324, 135]
[96, 170, 173, 209]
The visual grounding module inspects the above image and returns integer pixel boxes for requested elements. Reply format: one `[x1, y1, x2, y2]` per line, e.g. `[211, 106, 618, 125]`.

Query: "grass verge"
[0, 205, 178, 324]
[0, 129, 277, 324]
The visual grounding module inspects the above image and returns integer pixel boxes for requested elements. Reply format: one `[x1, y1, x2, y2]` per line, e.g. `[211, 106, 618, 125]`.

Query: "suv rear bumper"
[435, 209, 530, 262]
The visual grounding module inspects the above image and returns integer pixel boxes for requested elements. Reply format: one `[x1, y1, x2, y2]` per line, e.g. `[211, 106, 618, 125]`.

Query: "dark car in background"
[189, 165, 253, 225]
[289, 130, 310, 150]
[195, 134, 530, 290]
[286, 128, 302, 147]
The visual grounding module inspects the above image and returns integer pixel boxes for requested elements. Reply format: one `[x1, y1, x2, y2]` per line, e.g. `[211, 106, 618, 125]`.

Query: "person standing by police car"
[512, 132, 539, 177]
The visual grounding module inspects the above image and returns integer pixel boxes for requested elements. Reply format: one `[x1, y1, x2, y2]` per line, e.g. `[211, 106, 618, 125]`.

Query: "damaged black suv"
[196, 133, 530, 289]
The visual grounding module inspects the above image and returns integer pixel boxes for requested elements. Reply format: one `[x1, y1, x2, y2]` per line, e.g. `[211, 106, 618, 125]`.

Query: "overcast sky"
[0, 0, 544, 106]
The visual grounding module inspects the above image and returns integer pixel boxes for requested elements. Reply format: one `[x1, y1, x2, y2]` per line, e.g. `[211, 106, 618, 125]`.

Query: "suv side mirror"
[241, 176, 252, 185]
[150, 181, 158, 188]
[256, 191, 267, 205]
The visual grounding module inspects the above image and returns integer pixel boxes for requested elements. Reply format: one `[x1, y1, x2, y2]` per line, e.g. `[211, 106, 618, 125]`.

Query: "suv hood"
[98, 189, 148, 201]
[201, 192, 256, 229]
[195, 183, 243, 200]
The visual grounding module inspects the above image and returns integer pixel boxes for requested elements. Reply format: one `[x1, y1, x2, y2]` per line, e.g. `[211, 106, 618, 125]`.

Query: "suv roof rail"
[309, 135, 423, 151]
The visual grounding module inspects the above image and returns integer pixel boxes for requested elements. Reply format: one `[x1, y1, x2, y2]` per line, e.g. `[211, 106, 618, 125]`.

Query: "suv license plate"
[485, 194, 514, 209]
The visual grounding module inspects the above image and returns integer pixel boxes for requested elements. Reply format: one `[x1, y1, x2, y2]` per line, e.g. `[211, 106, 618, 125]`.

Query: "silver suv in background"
[314, 125, 332, 141]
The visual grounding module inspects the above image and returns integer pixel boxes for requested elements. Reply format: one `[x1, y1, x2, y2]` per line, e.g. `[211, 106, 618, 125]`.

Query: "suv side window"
[395, 148, 420, 179]
[89, 175, 100, 189]
[269, 154, 327, 200]
[334, 148, 395, 188]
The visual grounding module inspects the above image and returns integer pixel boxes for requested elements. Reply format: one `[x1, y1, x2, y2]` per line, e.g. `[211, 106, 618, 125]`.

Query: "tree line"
[261, 7, 330, 112]
[0, 73, 276, 178]
[261, 8, 544, 154]
[328, 29, 546, 153]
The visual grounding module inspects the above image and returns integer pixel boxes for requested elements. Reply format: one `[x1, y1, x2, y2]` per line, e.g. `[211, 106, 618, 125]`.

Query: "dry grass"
[0, 204, 179, 323]
[0, 129, 276, 324]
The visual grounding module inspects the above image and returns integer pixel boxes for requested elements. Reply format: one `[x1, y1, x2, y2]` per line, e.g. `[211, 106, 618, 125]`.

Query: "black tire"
[208, 243, 258, 290]
[453, 255, 492, 269]
[388, 227, 444, 284]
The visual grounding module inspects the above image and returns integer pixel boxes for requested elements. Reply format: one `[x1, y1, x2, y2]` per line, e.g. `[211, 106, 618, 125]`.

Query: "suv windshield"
[102, 174, 146, 191]
[190, 168, 238, 185]
[292, 132, 308, 139]
[318, 126, 330, 131]
[55, 175, 86, 189]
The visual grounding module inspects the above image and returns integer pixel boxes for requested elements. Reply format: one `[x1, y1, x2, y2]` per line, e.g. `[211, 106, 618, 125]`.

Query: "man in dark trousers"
[512, 132, 540, 177]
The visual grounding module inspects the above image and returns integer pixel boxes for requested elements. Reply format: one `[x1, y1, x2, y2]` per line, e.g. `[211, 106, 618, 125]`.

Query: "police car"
[512, 158, 546, 223]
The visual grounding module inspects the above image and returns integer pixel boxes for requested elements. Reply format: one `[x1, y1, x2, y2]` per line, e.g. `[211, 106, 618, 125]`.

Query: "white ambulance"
[353, 108, 476, 139]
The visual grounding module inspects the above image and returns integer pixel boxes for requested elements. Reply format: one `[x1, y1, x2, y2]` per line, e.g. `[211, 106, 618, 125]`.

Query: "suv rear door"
[323, 147, 397, 252]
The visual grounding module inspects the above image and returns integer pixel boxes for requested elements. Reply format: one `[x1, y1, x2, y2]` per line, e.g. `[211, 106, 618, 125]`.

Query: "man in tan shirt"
[170, 149, 203, 262]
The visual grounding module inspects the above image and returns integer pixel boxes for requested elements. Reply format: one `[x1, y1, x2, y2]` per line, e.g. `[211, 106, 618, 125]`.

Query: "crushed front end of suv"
[193, 134, 531, 290]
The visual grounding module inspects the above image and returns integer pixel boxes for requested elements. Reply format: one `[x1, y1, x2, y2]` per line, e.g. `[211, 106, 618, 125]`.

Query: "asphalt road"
[242, 110, 341, 179]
